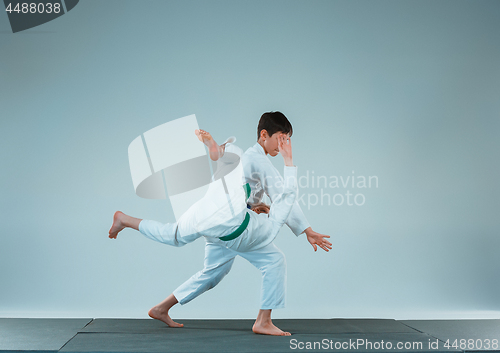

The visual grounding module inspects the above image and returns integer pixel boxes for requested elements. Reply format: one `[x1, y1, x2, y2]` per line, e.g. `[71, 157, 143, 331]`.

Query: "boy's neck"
[257, 139, 268, 155]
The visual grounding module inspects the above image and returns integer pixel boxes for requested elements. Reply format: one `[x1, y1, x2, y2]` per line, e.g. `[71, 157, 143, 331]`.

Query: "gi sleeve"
[138, 220, 199, 247]
[268, 166, 298, 230]
[256, 159, 310, 236]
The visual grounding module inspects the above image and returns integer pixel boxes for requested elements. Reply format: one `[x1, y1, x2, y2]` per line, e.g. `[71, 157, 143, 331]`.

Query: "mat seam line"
[57, 318, 95, 352]
[397, 322, 465, 352]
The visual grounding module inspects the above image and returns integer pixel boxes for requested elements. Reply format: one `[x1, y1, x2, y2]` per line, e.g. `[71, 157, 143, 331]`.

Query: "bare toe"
[148, 307, 184, 328]
[109, 211, 125, 238]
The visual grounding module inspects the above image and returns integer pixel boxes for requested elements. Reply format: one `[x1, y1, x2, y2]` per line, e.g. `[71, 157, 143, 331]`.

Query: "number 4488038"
[444, 338, 498, 350]
[5, 2, 61, 14]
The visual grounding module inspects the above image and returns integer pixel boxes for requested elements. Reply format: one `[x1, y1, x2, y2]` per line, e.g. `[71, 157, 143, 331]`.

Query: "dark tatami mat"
[401, 320, 500, 352]
[274, 318, 418, 334]
[80, 318, 417, 335]
[63, 319, 450, 353]
[2, 318, 499, 352]
[60, 331, 458, 353]
[0, 318, 92, 352]
[79, 318, 255, 333]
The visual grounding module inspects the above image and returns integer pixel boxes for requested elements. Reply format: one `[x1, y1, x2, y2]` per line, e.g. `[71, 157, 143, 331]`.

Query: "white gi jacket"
[139, 166, 298, 253]
[241, 143, 310, 236]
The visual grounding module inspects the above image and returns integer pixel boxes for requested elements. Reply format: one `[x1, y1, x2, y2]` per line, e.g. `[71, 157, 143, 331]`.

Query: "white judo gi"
[139, 144, 298, 309]
[161, 142, 311, 310]
[242, 143, 310, 236]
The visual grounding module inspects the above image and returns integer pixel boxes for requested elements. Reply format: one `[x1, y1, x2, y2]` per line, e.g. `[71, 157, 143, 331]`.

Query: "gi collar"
[254, 142, 266, 156]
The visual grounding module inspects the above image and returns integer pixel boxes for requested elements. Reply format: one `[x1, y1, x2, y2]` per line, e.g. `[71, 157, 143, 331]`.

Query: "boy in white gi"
[244, 112, 330, 250]
[109, 130, 299, 336]
[154, 112, 332, 335]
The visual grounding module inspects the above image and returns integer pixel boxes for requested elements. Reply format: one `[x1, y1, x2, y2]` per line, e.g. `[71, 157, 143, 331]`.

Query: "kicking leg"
[148, 294, 184, 328]
[195, 129, 226, 161]
[108, 211, 141, 239]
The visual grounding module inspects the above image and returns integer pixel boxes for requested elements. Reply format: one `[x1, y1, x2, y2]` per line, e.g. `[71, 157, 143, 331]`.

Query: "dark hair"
[257, 111, 293, 140]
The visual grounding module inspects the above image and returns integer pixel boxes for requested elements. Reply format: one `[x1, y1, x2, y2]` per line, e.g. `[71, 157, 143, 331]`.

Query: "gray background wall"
[1, 0, 499, 319]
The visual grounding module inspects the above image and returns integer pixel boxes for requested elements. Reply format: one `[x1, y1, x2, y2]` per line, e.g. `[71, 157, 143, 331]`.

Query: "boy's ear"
[260, 129, 269, 140]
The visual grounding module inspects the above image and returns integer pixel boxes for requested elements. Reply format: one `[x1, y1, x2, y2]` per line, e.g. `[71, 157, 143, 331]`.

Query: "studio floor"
[0, 318, 499, 353]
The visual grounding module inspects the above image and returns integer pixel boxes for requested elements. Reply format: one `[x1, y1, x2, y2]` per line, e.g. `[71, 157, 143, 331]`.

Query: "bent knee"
[262, 251, 286, 273]
[275, 252, 286, 268]
[196, 263, 233, 285]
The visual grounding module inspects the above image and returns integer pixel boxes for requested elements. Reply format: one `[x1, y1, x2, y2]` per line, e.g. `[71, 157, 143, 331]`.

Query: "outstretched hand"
[278, 134, 293, 166]
[305, 227, 332, 252]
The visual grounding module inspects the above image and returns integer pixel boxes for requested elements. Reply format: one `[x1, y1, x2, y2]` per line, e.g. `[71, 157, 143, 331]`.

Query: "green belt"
[243, 182, 251, 199]
[219, 212, 250, 241]
[219, 183, 252, 242]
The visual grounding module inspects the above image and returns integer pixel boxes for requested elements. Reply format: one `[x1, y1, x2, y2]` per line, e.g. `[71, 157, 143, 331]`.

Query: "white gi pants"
[173, 240, 286, 310]
[138, 204, 289, 310]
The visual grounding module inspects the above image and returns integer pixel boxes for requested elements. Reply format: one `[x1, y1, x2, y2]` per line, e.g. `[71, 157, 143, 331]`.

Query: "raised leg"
[108, 211, 142, 239]
[195, 129, 226, 161]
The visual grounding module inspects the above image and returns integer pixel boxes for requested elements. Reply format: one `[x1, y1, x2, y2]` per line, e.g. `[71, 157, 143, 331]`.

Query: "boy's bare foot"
[148, 306, 184, 328]
[108, 211, 125, 239]
[252, 321, 291, 336]
[195, 129, 223, 161]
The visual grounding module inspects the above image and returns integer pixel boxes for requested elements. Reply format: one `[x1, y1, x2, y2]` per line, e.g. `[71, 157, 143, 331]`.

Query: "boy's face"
[261, 130, 289, 157]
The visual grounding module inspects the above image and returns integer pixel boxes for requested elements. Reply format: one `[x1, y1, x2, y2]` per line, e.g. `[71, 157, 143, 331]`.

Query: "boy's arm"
[263, 167, 331, 251]
[246, 156, 309, 235]
[268, 165, 297, 228]
[246, 147, 331, 252]
[304, 228, 332, 252]
[268, 135, 297, 227]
